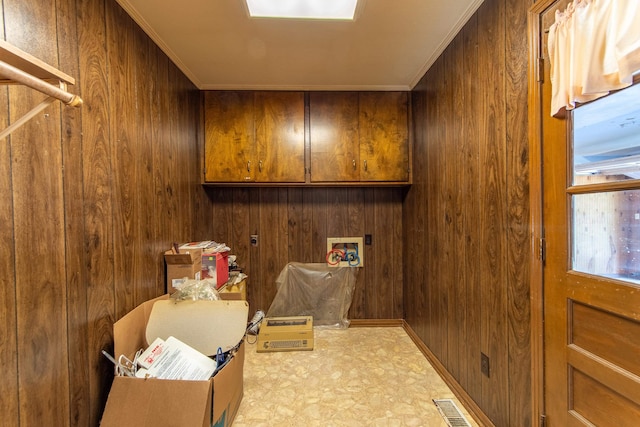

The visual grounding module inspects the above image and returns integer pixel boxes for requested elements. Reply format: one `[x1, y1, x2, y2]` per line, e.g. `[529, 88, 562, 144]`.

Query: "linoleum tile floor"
[233, 326, 479, 427]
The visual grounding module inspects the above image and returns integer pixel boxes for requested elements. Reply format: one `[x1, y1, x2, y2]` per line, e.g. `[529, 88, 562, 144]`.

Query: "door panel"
[309, 91, 360, 182]
[359, 92, 409, 182]
[538, 1, 640, 426]
[254, 91, 305, 183]
[204, 91, 255, 182]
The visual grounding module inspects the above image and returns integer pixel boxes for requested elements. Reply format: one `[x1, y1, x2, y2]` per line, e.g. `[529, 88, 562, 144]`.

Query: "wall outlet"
[481, 352, 490, 377]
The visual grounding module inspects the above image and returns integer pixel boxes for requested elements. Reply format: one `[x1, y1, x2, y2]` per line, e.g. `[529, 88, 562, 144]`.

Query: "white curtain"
[548, 0, 640, 116]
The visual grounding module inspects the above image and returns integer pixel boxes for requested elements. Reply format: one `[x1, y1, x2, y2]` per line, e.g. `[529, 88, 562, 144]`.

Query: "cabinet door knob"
[259, 160, 263, 172]
[352, 159, 356, 170]
[364, 159, 368, 171]
[247, 161, 251, 172]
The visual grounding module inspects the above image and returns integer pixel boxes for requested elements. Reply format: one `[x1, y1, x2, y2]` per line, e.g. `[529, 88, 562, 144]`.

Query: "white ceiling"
[116, 0, 484, 91]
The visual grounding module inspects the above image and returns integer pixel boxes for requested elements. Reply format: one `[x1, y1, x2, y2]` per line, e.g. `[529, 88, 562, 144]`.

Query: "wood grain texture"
[359, 92, 409, 182]
[134, 23, 158, 307]
[210, 187, 403, 320]
[1, 0, 535, 426]
[204, 91, 254, 182]
[255, 92, 305, 182]
[77, 1, 117, 424]
[205, 91, 410, 186]
[0, 7, 18, 427]
[447, 33, 464, 383]
[405, 0, 531, 425]
[309, 91, 359, 182]
[462, 13, 483, 405]
[107, 1, 137, 321]
[477, 0, 509, 424]
[57, 0, 89, 424]
[1, 0, 212, 425]
[505, 0, 533, 425]
[5, 1, 70, 425]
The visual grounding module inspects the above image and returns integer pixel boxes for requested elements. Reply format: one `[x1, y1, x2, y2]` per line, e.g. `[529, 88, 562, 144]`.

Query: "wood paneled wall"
[207, 186, 404, 320]
[0, 0, 212, 425]
[405, 0, 532, 425]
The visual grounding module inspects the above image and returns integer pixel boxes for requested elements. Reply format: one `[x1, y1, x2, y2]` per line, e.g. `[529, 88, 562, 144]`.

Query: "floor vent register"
[432, 399, 472, 427]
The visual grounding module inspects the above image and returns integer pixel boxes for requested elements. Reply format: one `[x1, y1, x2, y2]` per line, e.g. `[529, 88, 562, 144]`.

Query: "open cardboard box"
[165, 248, 203, 292]
[101, 295, 245, 427]
[218, 278, 247, 301]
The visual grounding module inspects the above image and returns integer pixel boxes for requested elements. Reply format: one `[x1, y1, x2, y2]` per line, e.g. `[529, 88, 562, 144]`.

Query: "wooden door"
[309, 91, 360, 182]
[534, 1, 640, 425]
[254, 91, 305, 183]
[204, 91, 255, 182]
[359, 92, 409, 182]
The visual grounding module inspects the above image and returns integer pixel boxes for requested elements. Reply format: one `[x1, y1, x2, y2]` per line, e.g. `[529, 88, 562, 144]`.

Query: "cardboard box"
[101, 295, 245, 427]
[201, 251, 229, 288]
[165, 248, 202, 292]
[218, 279, 247, 301]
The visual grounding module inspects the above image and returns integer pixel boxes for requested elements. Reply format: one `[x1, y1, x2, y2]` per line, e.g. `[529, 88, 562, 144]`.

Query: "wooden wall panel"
[210, 187, 403, 319]
[349, 189, 367, 319]
[57, 0, 89, 424]
[0, 7, 18, 427]
[448, 33, 465, 384]
[405, 0, 531, 425]
[405, 86, 427, 340]
[506, 0, 533, 425]
[5, 1, 70, 425]
[462, 14, 483, 405]
[1, 0, 211, 425]
[152, 46, 172, 299]
[477, 0, 509, 424]
[135, 26, 156, 306]
[107, 2, 137, 320]
[77, 1, 116, 424]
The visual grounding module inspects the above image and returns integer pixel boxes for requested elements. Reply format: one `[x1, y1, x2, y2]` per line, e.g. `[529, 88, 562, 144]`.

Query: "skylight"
[246, 0, 358, 20]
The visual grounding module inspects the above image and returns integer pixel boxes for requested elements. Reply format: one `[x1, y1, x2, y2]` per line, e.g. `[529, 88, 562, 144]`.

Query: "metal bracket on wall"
[0, 39, 83, 141]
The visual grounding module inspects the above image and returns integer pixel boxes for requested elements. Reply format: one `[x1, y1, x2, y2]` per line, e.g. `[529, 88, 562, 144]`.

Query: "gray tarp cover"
[266, 262, 358, 328]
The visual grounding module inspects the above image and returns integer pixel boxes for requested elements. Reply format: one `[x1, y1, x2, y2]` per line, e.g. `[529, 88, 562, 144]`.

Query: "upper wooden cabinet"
[254, 92, 305, 183]
[309, 91, 410, 183]
[358, 92, 409, 182]
[204, 91, 254, 182]
[309, 92, 360, 182]
[204, 90, 410, 185]
[204, 91, 305, 183]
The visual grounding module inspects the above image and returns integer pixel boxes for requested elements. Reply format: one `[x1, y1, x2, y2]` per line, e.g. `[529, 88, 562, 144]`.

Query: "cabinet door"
[309, 92, 360, 182]
[204, 91, 255, 182]
[254, 92, 305, 182]
[359, 92, 409, 182]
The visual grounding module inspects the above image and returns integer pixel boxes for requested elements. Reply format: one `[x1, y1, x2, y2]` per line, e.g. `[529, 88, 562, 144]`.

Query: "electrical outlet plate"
[481, 352, 490, 377]
[326, 237, 364, 267]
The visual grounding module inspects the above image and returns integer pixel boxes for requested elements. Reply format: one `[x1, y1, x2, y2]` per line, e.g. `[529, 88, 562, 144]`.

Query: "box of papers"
[101, 294, 245, 427]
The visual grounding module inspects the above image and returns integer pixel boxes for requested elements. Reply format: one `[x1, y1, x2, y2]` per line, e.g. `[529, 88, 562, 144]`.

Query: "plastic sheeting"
[266, 262, 358, 329]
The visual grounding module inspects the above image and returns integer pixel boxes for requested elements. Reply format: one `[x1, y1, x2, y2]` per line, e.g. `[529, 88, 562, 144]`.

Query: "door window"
[571, 84, 640, 284]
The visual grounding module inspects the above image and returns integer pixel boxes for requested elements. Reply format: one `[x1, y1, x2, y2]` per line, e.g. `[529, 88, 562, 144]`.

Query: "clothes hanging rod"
[0, 39, 82, 140]
[0, 39, 77, 84]
[0, 59, 82, 106]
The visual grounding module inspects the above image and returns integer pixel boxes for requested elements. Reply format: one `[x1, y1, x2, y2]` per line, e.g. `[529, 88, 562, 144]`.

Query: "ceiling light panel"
[246, 0, 358, 20]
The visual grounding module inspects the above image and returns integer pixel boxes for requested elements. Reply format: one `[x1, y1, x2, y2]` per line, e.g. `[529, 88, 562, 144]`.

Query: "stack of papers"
[180, 240, 230, 253]
[136, 336, 216, 381]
